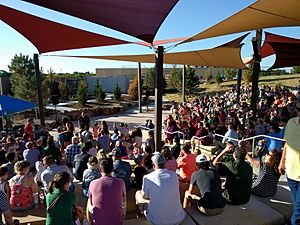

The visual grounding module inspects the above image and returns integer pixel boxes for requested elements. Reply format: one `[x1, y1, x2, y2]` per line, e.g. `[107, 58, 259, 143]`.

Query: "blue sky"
[0, 0, 299, 73]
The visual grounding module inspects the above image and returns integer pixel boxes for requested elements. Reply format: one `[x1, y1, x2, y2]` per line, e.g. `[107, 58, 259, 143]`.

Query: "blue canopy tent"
[0, 95, 36, 116]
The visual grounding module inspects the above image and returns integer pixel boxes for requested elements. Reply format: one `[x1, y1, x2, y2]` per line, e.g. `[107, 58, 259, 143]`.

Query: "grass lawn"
[165, 73, 300, 102]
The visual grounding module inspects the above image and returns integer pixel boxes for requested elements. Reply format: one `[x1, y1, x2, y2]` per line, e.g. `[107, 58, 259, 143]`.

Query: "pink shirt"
[89, 176, 126, 225]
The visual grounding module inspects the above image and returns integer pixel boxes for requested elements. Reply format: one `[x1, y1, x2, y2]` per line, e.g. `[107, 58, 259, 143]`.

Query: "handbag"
[47, 193, 80, 222]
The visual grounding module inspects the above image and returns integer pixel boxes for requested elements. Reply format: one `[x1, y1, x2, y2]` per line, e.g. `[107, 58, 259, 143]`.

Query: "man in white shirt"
[222, 123, 238, 146]
[135, 152, 186, 225]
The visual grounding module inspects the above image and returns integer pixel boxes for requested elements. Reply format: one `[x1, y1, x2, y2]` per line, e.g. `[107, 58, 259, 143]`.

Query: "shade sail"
[54, 33, 248, 69]
[0, 95, 35, 116]
[22, 0, 178, 43]
[261, 32, 300, 69]
[183, 0, 300, 43]
[0, 4, 130, 53]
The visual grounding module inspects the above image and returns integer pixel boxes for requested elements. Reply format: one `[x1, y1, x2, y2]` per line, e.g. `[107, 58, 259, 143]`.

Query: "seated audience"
[132, 155, 148, 190]
[73, 144, 91, 181]
[183, 154, 225, 216]
[65, 136, 81, 168]
[82, 157, 101, 197]
[162, 147, 177, 172]
[177, 145, 196, 182]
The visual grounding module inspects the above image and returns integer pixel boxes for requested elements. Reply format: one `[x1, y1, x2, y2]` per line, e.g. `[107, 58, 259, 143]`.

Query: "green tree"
[224, 68, 236, 80]
[169, 66, 182, 92]
[205, 68, 213, 83]
[9, 54, 37, 102]
[185, 66, 199, 95]
[127, 76, 138, 100]
[143, 67, 167, 91]
[292, 66, 300, 74]
[77, 80, 88, 106]
[114, 83, 122, 100]
[215, 72, 223, 85]
[58, 80, 69, 99]
[94, 80, 106, 103]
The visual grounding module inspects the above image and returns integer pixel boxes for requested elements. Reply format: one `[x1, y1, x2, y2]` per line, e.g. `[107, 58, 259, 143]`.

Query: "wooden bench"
[186, 197, 285, 225]
[124, 213, 196, 225]
[252, 185, 293, 223]
[12, 208, 46, 225]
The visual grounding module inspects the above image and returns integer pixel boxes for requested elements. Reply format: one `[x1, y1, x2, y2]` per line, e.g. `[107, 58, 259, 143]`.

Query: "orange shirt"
[177, 153, 196, 182]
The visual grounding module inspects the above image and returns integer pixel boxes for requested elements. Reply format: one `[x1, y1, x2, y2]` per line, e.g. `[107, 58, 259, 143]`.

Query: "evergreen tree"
[205, 68, 213, 83]
[94, 80, 106, 103]
[185, 66, 199, 95]
[114, 83, 122, 100]
[215, 72, 223, 85]
[224, 68, 236, 80]
[143, 67, 167, 92]
[9, 54, 37, 102]
[169, 66, 182, 92]
[77, 80, 88, 106]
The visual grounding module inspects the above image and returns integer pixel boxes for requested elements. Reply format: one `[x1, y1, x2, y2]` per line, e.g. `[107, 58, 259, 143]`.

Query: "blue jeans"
[287, 177, 300, 225]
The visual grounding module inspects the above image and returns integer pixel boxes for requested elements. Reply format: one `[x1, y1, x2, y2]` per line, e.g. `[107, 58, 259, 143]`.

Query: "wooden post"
[33, 54, 45, 126]
[137, 62, 142, 113]
[182, 65, 186, 103]
[236, 69, 242, 105]
[250, 29, 262, 116]
[154, 46, 164, 152]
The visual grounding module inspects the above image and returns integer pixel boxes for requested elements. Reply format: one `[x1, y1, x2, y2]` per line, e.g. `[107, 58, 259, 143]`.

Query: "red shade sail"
[261, 32, 300, 69]
[22, 0, 179, 43]
[0, 4, 131, 53]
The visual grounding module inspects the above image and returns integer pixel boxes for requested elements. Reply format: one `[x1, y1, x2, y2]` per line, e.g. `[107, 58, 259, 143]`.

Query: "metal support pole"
[182, 65, 186, 103]
[236, 69, 242, 105]
[154, 46, 164, 152]
[250, 29, 262, 116]
[137, 62, 142, 113]
[33, 53, 45, 126]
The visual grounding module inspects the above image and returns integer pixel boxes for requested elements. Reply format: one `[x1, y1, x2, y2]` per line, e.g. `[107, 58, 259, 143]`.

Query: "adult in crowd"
[23, 142, 40, 171]
[65, 136, 81, 168]
[266, 124, 284, 152]
[78, 112, 90, 133]
[82, 157, 101, 198]
[111, 149, 132, 190]
[135, 153, 186, 225]
[46, 172, 82, 225]
[132, 155, 147, 190]
[97, 129, 111, 154]
[145, 131, 155, 153]
[213, 146, 252, 205]
[43, 137, 62, 165]
[24, 118, 34, 141]
[246, 149, 282, 197]
[183, 154, 225, 216]
[166, 115, 179, 145]
[171, 136, 181, 159]
[41, 155, 73, 193]
[73, 145, 91, 181]
[177, 145, 196, 182]
[87, 159, 126, 225]
[81, 125, 92, 143]
[278, 101, 300, 225]
[0, 190, 13, 225]
[59, 117, 74, 149]
[9, 161, 38, 210]
[222, 123, 239, 146]
[2, 152, 17, 179]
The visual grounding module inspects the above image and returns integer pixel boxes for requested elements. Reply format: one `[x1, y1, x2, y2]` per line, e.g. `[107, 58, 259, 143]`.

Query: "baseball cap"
[111, 148, 122, 158]
[196, 154, 208, 163]
[151, 152, 166, 165]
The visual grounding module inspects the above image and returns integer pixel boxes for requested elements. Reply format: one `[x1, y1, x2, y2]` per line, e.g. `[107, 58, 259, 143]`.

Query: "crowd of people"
[0, 83, 299, 225]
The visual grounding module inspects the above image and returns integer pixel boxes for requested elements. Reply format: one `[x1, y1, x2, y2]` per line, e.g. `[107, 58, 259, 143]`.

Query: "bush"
[215, 73, 223, 85]
[94, 80, 106, 103]
[77, 80, 88, 106]
[114, 83, 122, 100]
[205, 68, 213, 83]
[128, 76, 138, 100]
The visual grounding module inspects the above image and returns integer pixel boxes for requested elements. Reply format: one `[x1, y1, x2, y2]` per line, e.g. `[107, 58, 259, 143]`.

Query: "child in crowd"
[92, 122, 99, 139]
[82, 157, 101, 197]
[0, 166, 10, 199]
[132, 155, 147, 190]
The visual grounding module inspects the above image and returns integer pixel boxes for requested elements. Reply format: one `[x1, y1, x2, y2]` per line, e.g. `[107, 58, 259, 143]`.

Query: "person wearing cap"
[278, 101, 300, 225]
[135, 152, 186, 225]
[177, 145, 196, 182]
[183, 154, 225, 215]
[111, 148, 132, 190]
[213, 146, 252, 205]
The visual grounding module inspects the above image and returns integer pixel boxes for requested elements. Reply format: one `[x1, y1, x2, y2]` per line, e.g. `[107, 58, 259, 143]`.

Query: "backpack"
[10, 175, 34, 210]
